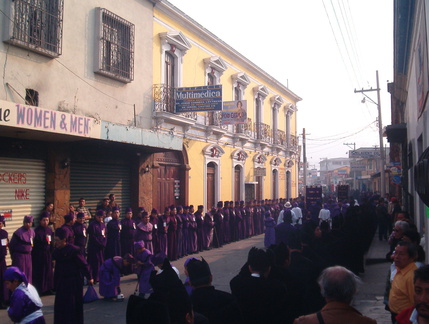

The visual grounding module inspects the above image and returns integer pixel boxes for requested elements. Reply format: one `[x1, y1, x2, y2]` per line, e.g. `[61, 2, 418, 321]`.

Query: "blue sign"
[175, 85, 222, 113]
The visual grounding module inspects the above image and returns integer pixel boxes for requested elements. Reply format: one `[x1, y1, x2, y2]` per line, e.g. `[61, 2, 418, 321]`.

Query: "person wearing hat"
[134, 240, 154, 297]
[187, 257, 243, 324]
[53, 227, 93, 324]
[203, 208, 215, 250]
[99, 254, 135, 301]
[31, 213, 54, 295]
[222, 201, 231, 244]
[120, 207, 136, 258]
[60, 213, 75, 244]
[167, 206, 178, 261]
[9, 215, 36, 283]
[234, 201, 243, 241]
[0, 215, 9, 307]
[194, 205, 204, 252]
[104, 206, 121, 260]
[87, 210, 107, 283]
[149, 208, 160, 254]
[4, 266, 46, 323]
[213, 202, 224, 248]
[278, 201, 295, 225]
[187, 205, 198, 254]
[229, 201, 237, 242]
[134, 211, 154, 254]
[175, 206, 185, 259]
[73, 212, 87, 257]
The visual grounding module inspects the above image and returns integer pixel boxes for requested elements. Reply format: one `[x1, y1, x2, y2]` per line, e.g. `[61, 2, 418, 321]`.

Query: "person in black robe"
[31, 213, 54, 295]
[52, 227, 93, 324]
[194, 205, 204, 252]
[213, 202, 224, 248]
[187, 257, 243, 324]
[104, 206, 121, 260]
[73, 212, 87, 257]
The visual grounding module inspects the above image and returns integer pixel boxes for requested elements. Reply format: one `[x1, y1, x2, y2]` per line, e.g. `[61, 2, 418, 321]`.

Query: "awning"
[386, 123, 407, 143]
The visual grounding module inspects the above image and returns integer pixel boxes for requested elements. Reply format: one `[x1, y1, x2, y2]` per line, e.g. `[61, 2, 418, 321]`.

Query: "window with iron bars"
[5, 0, 63, 57]
[95, 8, 134, 83]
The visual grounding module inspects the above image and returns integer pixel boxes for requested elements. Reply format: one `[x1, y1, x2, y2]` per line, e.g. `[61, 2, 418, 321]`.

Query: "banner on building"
[350, 161, 366, 171]
[0, 99, 101, 138]
[349, 149, 381, 159]
[175, 85, 222, 113]
[221, 100, 247, 125]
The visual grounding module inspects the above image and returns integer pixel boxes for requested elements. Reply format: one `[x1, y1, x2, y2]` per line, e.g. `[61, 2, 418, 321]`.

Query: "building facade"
[151, 1, 301, 211]
[388, 0, 429, 238]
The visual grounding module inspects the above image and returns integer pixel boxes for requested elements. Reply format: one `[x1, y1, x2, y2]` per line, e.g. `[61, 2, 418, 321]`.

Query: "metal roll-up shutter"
[0, 157, 46, 265]
[70, 162, 131, 214]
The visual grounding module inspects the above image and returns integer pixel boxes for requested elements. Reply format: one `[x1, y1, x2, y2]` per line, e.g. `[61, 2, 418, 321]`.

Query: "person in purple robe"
[99, 254, 134, 301]
[104, 206, 121, 260]
[53, 227, 93, 324]
[183, 256, 198, 296]
[240, 201, 247, 239]
[187, 205, 198, 254]
[264, 211, 276, 248]
[157, 208, 169, 256]
[181, 206, 190, 255]
[229, 201, 237, 242]
[120, 207, 136, 256]
[73, 212, 87, 257]
[60, 213, 75, 244]
[167, 206, 178, 260]
[203, 208, 215, 250]
[193, 205, 203, 252]
[31, 213, 54, 295]
[175, 206, 184, 258]
[134, 211, 154, 253]
[133, 241, 154, 296]
[213, 202, 224, 248]
[4, 266, 46, 324]
[9, 215, 35, 284]
[87, 210, 107, 282]
[149, 208, 159, 253]
[132, 207, 144, 225]
[274, 210, 296, 246]
[0, 216, 9, 308]
[234, 201, 243, 240]
[253, 200, 261, 235]
[222, 201, 231, 244]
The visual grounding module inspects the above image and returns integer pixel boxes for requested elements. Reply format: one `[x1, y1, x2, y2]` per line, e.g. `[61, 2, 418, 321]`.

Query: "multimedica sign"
[175, 85, 222, 113]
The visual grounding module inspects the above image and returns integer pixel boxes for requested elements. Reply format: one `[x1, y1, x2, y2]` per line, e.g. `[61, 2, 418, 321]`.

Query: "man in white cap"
[277, 202, 296, 224]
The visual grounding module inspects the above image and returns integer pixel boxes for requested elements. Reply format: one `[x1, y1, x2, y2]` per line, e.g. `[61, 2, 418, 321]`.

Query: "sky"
[167, 0, 393, 170]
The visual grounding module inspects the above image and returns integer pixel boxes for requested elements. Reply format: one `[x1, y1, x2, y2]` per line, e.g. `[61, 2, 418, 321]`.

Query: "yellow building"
[149, 1, 301, 210]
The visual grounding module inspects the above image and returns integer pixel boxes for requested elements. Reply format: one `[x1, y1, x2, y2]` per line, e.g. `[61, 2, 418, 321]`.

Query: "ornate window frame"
[232, 149, 248, 201]
[159, 31, 191, 87]
[232, 72, 250, 100]
[204, 56, 227, 85]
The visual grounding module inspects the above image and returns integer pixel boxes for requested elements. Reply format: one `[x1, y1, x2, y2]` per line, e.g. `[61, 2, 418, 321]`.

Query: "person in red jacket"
[396, 264, 429, 324]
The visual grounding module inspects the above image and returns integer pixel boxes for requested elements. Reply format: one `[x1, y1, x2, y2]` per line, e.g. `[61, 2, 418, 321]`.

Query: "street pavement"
[0, 233, 394, 323]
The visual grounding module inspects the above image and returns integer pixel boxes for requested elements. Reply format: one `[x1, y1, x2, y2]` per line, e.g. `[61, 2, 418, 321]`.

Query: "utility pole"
[343, 143, 356, 190]
[354, 70, 386, 196]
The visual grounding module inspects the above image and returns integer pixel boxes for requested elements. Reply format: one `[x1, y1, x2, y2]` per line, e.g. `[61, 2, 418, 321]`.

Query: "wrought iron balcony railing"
[273, 129, 286, 145]
[254, 122, 271, 142]
[153, 84, 197, 120]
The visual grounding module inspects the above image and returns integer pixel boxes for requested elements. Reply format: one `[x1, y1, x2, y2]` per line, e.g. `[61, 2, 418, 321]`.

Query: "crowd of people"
[0, 191, 427, 324]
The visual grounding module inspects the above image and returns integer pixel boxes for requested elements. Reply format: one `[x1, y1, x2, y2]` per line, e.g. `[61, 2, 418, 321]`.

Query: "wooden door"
[157, 164, 179, 211]
[207, 164, 215, 209]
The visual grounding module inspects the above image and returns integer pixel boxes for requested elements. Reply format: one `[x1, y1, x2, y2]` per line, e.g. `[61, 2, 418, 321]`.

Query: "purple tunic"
[176, 214, 184, 258]
[120, 218, 136, 256]
[222, 207, 230, 243]
[203, 212, 214, 249]
[60, 224, 75, 244]
[87, 220, 106, 282]
[52, 244, 92, 324]
[195, 211, 204, 252]
[213, 209, 223, 248]
[134, 222, 153, 254]
[149, 216, 159, 253]
[0, 228, 9, 304]
[7, 283, 45, 324]
[167, 216, 178, 260]
[72, 222, 87, 257]
[157, 215, 168, 256]
[187, 213, 198, 254]
[264, 217, 276, 247]
[181, 213, 190, 255]
[9, 226, 35, 283]
[135, 249, 154, 294]
[31, 225, 54, 294]
[99, 257, 122, 298]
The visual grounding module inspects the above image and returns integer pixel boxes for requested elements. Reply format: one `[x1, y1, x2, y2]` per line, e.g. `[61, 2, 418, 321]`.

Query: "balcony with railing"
[153, 84, 197, 130]
[273, 129, 286, 146]
[254, 122, 272, 143]
[289, 134, 299, 152]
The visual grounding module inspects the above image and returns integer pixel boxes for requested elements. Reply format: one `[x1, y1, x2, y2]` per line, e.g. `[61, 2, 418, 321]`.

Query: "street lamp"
[354, 70, 386, 196]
